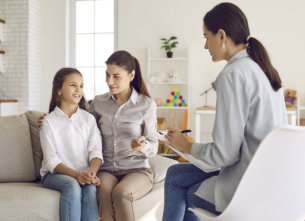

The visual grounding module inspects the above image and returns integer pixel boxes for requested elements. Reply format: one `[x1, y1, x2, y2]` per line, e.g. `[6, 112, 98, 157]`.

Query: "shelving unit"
[297, 97, 305, 126]
[147, 48, 190, 130]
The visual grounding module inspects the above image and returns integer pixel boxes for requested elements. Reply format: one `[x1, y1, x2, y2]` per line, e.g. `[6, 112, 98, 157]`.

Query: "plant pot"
[166, 51, 173, 58]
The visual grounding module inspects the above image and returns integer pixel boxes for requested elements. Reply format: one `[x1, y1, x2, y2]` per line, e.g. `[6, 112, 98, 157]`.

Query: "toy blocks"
[163, 88, 188, 107]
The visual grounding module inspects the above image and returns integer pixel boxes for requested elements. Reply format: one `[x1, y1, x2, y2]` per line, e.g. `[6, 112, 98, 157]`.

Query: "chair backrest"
[221, 125, 305, 221]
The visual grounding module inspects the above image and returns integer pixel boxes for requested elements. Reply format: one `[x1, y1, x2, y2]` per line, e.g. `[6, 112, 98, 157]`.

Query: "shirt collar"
[107, 87, 139, 104]
[129, 87, 139, 104]
[54, 106, 80, 120]
[226, 49, 249, 66]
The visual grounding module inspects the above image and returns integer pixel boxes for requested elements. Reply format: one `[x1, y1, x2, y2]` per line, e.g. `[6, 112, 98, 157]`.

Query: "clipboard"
[167, 145, 219, 172]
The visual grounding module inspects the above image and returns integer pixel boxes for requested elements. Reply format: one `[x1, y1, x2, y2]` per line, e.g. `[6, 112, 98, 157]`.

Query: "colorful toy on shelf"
[163, 88, 188, 107]
[284, 89, 297, 108]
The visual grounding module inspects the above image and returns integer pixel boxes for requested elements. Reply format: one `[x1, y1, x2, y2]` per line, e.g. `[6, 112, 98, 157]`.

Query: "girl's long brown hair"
[204, 3, 282, 91]
[106, 50, 151, 97]
[49, 67, 87, 113]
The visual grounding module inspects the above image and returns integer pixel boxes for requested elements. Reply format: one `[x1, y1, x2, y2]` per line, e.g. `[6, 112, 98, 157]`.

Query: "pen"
[181, 129, 192, 133]
[157, 129, 192, 135]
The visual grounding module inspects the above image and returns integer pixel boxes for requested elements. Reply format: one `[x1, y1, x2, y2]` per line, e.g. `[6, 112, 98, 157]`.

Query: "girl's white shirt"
[40, 106, 103, 177]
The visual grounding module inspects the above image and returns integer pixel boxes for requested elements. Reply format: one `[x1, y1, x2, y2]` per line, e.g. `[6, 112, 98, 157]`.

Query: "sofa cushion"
[133, 181, 165, 221]
[0, 183, 60, 221]
[0, 114, 36, 182]
[148, 155, 178, 183]
[25, 111, 44, 179]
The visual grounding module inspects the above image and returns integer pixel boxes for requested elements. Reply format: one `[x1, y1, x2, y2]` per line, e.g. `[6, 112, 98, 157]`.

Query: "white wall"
[117, 0, 305, 130]
[28, 0, 42, 111]
[0, 0, 30, 113]
[25, 0, 305, 121]
[40, 0, 69, 112]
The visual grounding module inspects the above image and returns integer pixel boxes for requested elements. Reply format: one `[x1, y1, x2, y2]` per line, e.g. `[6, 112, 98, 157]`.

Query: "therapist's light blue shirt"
[191, 49, 287, 212]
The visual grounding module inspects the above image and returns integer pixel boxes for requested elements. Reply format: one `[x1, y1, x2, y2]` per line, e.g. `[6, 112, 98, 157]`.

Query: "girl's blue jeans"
[42, 173, 98, 221]
[162, 163, 220, 221]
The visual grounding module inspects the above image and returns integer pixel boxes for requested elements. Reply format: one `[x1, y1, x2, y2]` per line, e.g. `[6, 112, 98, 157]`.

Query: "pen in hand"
[180, 129, 192, 134]
[157, 129, 192, 135]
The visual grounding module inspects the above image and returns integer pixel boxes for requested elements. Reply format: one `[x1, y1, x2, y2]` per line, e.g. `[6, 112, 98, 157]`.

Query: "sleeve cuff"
[89, 152, 104, 164]
[140, 141, 157, 156]
[46, 158, 62, 173]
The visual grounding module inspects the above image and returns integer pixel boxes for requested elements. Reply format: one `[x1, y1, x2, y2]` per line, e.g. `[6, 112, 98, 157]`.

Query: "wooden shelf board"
[157, 107, 189, 110]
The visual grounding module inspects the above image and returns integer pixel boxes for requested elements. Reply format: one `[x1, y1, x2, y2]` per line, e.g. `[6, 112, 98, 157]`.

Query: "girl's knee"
[83, 184, 97, 195]
[63, 179, 81, 197]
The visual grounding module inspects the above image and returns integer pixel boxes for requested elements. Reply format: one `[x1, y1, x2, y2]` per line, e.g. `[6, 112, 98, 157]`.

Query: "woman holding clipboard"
[162, 3, 287, 221]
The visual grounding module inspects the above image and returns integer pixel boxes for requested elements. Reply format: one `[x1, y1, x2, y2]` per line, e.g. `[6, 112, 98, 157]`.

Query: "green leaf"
[160, 36, 179, 51]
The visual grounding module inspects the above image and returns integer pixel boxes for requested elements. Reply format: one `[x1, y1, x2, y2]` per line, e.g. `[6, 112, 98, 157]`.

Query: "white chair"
[189, 125, 305, 221]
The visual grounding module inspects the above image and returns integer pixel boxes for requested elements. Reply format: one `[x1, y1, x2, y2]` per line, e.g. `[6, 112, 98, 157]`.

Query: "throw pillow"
[0, 114, 36, 182]
[25, 111, 44, 180]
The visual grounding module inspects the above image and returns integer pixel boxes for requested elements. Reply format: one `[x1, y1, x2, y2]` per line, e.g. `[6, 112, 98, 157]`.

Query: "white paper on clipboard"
[167, 145, 219, 172]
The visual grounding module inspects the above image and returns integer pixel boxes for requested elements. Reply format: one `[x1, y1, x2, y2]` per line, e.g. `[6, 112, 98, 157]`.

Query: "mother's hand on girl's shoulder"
[37, 113, 47, 129]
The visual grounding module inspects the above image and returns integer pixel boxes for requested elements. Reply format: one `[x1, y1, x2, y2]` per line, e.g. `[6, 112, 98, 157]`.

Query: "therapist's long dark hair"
[204, 2, 282, 91]
[106, 50, 151, 98]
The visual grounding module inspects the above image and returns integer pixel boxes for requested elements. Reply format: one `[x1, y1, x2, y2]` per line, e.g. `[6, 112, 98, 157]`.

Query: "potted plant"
[160, 36, 178, 58]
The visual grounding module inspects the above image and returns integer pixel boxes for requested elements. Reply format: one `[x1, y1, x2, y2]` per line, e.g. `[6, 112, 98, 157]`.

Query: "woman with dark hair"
[89, 50, 158, 221]
[40, 67, 103, 221]
[162, 3, 287, 221]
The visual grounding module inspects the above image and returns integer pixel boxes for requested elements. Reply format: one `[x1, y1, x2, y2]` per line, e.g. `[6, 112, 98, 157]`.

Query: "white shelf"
[150, 57, 188, 61]
[147, 48, 190, 131]
[157, 106, 189, 110]
[149, 81, 188, 85]
[299, 106, 305, 110]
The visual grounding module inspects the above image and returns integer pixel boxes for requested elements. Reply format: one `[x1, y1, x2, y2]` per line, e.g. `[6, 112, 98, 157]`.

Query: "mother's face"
[105, 64, 135, 95]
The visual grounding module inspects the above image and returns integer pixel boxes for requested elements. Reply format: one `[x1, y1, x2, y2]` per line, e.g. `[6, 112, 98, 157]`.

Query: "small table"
[195, 106, 297, 143]
[286, 107, 297, 126]
[195, 107, 216, 143]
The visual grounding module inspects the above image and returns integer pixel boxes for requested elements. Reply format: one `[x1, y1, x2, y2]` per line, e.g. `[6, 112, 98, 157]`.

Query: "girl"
[89, 50, 158, 221]
[162, 3, 287, 221]
[40, 67, 103, 221]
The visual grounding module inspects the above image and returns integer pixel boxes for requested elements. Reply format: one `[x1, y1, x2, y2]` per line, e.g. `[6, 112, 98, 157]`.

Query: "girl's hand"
[75, 172, 93, 185]
[163, 127, 193, 154]
[131, 136, 146, 151]
[92, 176, 101, 186]
[37, 113, 47, 129]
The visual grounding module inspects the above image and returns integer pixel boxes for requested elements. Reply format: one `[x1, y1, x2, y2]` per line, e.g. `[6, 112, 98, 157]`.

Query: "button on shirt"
[40, 106, 103, 177]
[191, 49, 287, 212]
[89, 87, 158, 172]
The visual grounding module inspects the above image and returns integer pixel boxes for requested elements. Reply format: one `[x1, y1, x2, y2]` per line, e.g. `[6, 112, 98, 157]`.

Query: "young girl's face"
[106, 64, 135, 95]
[58, 73, 84, 106]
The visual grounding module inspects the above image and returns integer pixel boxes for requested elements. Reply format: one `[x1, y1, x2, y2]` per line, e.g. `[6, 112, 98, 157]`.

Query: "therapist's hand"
[162, 127, 193, 154]
[131, 136, 146, 151]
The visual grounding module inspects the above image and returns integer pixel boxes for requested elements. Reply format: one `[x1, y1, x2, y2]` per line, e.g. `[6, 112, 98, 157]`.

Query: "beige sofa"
[0, 111, 178, 221]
